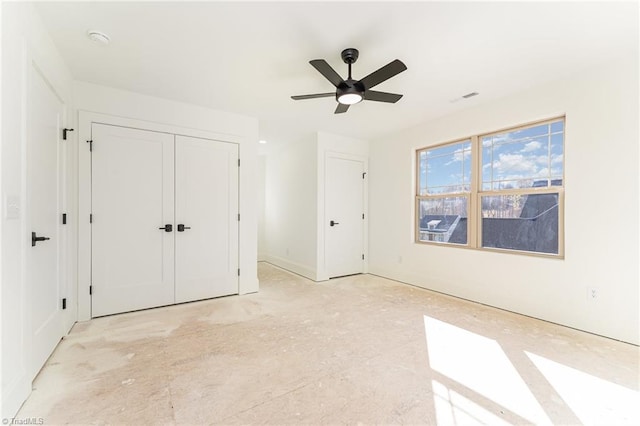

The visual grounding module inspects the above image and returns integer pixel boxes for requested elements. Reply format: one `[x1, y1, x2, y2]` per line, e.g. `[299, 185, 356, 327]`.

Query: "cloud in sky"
[521, 141, 542, 153]
[485, 152, 563, 179]
[551, 154, 563, 165]
[493, 153, 538, 175]
[445, 147, 471, 165]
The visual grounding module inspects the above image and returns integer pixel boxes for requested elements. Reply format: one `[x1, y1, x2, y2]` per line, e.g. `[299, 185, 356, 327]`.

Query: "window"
[416, 117, 564, 256]
[417, 140, 471, 244]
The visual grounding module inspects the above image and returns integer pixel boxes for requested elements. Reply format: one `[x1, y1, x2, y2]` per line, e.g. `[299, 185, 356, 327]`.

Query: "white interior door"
[28, 66, 65, 377]
[175, 135, 239, 303]
[91, 124, 175, 317]
[325, 156, 365, 278]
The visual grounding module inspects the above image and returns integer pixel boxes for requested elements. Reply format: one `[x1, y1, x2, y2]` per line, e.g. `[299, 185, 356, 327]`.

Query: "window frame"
[415, 117, 565, 258]
[415, 137, 476, 247]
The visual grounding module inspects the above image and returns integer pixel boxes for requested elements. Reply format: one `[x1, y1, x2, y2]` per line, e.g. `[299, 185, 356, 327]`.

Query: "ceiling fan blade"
[310, 59, 345, 87]
[334, 103, 350, 114]
[359, 59, 407, 90]
[364, 91, 403, 103]
[291, 93, 335, 100]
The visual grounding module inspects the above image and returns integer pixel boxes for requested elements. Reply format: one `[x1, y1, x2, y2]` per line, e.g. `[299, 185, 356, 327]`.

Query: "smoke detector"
[87, 30, 110, 45]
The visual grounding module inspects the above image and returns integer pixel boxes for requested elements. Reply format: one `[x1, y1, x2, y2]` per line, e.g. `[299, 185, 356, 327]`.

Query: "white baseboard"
[263, 255, 318, 281]
[1, 375, 30, 419]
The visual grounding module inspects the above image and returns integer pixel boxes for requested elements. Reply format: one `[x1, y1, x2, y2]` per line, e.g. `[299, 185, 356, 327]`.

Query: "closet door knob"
[159, 224, 173, 232]
[177, 224, 191, 232]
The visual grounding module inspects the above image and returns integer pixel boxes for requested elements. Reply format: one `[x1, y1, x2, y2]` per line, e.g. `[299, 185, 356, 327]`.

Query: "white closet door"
[91, 124, 175, 317]
[175, 135, 239, 303]
[325, 156, 365, 278]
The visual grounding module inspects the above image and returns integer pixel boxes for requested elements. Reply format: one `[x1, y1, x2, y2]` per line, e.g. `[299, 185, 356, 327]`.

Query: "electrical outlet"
[588, 287, 599, 300]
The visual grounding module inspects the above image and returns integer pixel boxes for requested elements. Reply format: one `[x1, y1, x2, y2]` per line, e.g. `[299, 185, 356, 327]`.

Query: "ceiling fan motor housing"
[338, 49, 364, 104]
[336, 79, 365, 103]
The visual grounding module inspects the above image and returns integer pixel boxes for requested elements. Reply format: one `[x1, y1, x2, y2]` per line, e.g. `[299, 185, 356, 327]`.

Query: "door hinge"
[89, 285, 93, 295]
[237, 213, 240, 221]
[63, 128, 74, 140]
[62, 298, 67, 310]
[362, 213, 365, 219]
[87, 140, 93, 151]
[362, 254, 365, 260]
[89, 213, 93, 223]
[362, 172, 367, 179]
[62, 213, 67, 224]
[238, 158, 240, 167]
[237, 268, 240, 276]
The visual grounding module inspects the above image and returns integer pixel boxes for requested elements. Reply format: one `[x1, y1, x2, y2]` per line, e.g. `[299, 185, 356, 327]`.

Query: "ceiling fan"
[291, 48, 407, 114]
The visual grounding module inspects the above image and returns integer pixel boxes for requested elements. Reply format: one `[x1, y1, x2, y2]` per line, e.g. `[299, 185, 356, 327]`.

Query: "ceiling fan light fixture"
[337, 93, 363, 105]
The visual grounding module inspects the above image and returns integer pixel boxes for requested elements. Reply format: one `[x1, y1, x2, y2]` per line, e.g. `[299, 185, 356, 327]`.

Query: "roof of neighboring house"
[449, 218, 468, 244]
[419, 215, 461, 231]
[419, 190, 559, 253]
[483, 192, 559, 254]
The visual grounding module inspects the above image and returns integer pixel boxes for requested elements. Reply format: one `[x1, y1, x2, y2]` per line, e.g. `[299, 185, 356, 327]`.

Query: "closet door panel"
[175, 135, 239, 303]
[91, 124, 175, 316]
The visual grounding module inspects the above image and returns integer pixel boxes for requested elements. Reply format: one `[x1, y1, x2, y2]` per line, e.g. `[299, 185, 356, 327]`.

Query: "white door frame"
[317, 151, 369, 281]
[77, 111, 242, 321]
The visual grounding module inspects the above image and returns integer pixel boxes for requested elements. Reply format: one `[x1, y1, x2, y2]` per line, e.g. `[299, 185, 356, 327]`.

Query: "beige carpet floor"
[17, 262, 639, 425]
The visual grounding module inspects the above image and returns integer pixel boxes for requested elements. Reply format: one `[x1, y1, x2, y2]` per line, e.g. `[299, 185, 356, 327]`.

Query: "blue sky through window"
[482, 120, 563, 190]
[419, 140, 471, 194]
[418, 119, 563, 195]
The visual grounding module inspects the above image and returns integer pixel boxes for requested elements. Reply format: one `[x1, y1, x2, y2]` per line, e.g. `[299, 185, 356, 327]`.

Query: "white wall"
[262, 131, 369, 281]
[369, 56, 639, 344]
[73, 81, 260, 321]
[1, 2, 75, 417]
[264, 135, 318, 279]
[257, 155, 266, 262]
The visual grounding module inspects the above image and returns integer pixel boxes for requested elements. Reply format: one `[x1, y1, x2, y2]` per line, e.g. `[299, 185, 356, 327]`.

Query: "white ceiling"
[35, 1, 638, 147]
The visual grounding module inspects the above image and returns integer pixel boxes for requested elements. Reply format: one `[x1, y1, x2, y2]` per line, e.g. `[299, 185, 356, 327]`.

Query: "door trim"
[317, 151, 369, 281]
[77, 111, 242, 321]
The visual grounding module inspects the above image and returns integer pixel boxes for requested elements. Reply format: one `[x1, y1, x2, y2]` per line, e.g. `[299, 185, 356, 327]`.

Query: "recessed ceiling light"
[258, 140, 267, 144]
[87, 30, 110, 45]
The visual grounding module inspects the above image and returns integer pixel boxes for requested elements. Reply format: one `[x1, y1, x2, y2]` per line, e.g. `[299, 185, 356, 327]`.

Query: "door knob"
[31, 232, 51, 247]
[159, 224, 173, 232]
[330, 220, 339, 226]
[177, 224, 191, 232]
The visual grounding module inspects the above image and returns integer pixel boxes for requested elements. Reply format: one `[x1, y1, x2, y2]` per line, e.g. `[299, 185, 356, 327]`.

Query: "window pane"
[419, 141, 471, 195]
[503, 123, 549, 142]
[462, 150, 471, 186]
[550, 133, 564, 179]
[418, 197, 467, 244]
[418, 151, 427, 195]
[481, 193, 559, 254]
[482, 119, 564, 190]
[550, 121, 564, 133]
